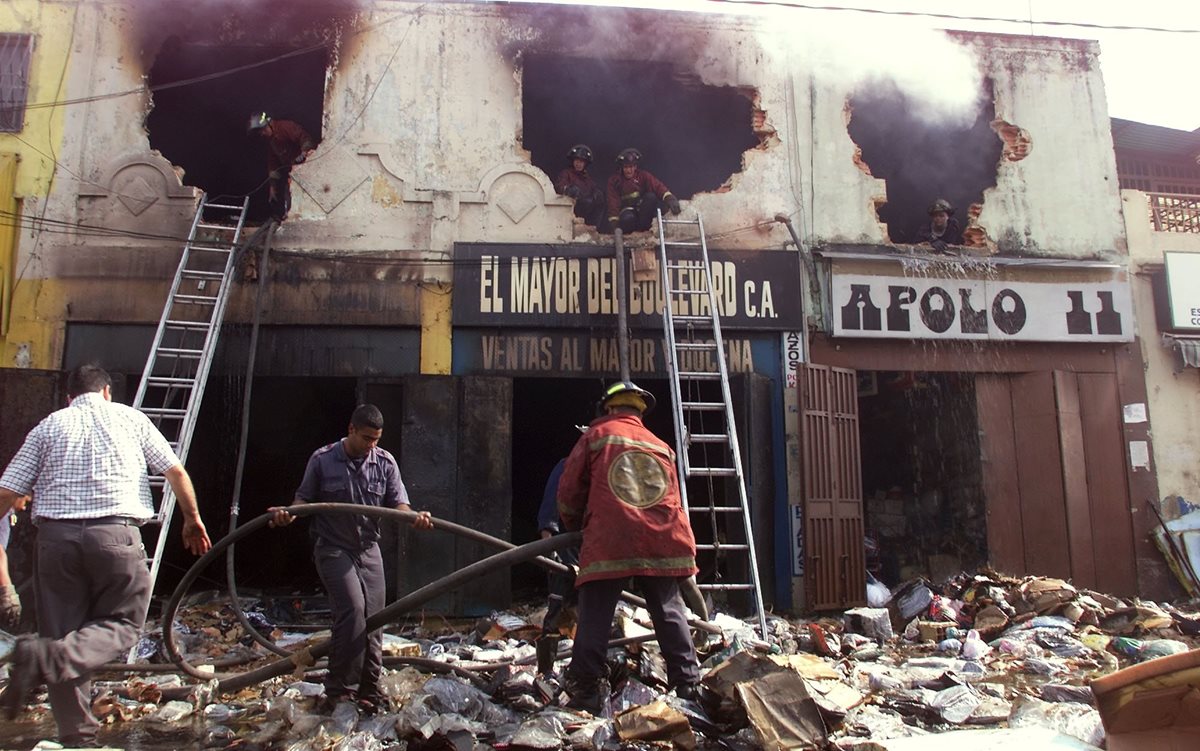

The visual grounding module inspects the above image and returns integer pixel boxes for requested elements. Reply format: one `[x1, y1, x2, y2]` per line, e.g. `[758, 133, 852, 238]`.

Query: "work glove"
[0, 584, 19, 632]
[930, 239, 948, 252]
[665, 195, 681, 215]
[564, 185, 581, 199]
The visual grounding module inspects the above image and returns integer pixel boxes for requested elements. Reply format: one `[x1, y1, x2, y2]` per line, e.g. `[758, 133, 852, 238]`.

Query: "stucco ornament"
[494, 177, 540, 224]
[293, 145, 369, 214]
[608, 450, 669, 508]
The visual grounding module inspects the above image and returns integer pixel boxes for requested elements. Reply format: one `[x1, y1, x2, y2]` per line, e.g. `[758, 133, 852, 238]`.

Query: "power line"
[708, 0, 1200, 33]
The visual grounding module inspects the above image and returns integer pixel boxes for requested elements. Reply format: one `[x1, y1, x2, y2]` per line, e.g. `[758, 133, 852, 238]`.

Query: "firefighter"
[606, 148, 681, 234]
[557, 382, 700, 715]
[554, 144, 606, 229]
[913, 198, 963, 251]
[247, 112, 316, 223]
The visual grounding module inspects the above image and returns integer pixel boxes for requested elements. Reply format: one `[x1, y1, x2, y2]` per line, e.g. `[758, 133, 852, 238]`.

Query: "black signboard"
[452, 243, 803, 330]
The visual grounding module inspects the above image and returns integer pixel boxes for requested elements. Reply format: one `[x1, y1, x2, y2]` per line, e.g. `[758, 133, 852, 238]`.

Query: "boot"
[536, 635, 561, 676]
[564, 674, 610, 716]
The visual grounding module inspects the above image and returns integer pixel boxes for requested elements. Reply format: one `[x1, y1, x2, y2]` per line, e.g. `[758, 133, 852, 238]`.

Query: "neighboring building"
[0, 1, 1168, 612]
[1114, 118, 1200, 530]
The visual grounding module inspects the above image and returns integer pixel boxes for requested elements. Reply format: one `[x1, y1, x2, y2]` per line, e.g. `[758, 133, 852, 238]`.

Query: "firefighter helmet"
[616, 148, 642, 166]
[927, 198, 955, 216]
[247, 112, 271, 135]
[567, 144, 594, 164]
[598, 380, 656, 415]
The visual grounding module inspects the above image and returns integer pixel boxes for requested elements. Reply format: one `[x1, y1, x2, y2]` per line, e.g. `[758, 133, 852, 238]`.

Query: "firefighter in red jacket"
[606, 148, 681, 234]
[247, 112, 316, 222]
[557, 382, 700, 714]
[555, 144, 606, 230]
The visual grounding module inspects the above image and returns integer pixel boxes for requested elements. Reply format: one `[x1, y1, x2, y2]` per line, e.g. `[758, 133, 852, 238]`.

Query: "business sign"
[831, 273, 1134, 342]
[453, 329, 776, 377]
[453, 244, 803, 330]
[782, 331, 803, 387]
[1165, 252, 1200, 331]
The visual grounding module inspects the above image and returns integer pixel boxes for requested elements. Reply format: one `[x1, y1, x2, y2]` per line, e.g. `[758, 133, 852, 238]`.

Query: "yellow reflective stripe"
[581, 556, 696, 576]
[587, 434, 674, 461]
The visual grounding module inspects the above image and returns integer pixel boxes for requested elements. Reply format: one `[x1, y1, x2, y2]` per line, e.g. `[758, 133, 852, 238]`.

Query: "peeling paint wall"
[4, 3, 1133, 370]
[1122, 189, 1200, 508]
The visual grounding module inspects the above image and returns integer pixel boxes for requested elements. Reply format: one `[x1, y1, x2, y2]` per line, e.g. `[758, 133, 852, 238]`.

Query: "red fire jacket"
[555, 167, 600, 198]
[606, 168, 674, 221]
[267, 120, 316, 175]
[557, 413, 698, 585]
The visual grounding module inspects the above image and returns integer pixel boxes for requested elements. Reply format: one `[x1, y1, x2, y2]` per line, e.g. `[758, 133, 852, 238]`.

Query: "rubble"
[2, 571, 1199, 750]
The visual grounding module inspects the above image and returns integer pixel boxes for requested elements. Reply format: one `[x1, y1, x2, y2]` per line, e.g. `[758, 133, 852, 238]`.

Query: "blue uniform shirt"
[296, 439, 409, 551]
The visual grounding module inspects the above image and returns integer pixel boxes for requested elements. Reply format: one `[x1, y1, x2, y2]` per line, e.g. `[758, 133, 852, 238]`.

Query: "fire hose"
[158, 505, 722, 698]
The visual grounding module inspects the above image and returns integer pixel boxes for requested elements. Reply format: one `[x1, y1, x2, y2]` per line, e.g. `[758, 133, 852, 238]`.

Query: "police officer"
[554, 144, 606, 229]
[557, 382, 700, 714]
[269, 404, 433, 714]
[606, 149, 681, 233]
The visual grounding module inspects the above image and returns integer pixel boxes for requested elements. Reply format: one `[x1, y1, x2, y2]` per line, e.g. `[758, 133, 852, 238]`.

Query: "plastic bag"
[866, 574, 891, 608]
[508, 713, 567, 749]
[961, 629, 991, 660]
[1009, 696, 1104, 747]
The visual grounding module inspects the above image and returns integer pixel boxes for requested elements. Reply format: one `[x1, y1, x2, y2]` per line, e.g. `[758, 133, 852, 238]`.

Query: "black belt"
[38, 516, 144, 527]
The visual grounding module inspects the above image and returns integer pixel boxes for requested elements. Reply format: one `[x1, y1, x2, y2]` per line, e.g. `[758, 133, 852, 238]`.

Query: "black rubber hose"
[160, 505, 580, 689]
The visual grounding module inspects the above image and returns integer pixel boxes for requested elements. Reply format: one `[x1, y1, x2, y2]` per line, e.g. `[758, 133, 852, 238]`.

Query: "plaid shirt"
[0, 392, 180, 522]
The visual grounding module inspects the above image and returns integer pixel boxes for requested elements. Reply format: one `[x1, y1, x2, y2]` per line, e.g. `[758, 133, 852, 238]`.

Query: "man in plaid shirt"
[0, 364, 211, 746]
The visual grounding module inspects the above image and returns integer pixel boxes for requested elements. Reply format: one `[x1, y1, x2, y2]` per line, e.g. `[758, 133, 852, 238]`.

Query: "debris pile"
[2, 571, 1198, 750]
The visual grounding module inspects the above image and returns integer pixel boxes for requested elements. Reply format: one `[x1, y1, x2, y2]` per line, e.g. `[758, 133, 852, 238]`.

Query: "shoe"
[564, 675, 609, 716]
[356, 695, 382, 716]
[316, 691, 354, 714]
[673, 682, 702, 702]
[0, 636, 39, 721]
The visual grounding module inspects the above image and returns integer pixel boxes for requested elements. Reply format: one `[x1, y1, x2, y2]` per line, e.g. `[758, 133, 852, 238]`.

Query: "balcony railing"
[1149, 192, 1200, 233]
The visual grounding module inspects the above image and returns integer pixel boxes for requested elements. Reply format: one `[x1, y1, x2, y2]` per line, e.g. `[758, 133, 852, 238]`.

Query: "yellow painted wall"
[0, 0, 78, 368]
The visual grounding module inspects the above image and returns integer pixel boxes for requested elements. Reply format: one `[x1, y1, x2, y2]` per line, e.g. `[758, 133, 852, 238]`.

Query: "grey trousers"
[33, 519, 150, 743]
[314, 541, 386, 699]
[567, 576, 700, 689]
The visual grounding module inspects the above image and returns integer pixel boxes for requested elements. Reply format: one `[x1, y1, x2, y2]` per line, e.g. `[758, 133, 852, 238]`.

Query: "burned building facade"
[0, 0, 1165, 612]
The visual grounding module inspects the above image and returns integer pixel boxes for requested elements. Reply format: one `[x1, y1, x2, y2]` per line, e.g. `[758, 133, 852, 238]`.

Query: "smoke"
[754, 9, 985, 127]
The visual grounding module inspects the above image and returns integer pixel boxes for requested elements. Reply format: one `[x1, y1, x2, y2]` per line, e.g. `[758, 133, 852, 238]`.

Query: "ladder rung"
[698, 583, 757, 591]
[688, 433, 728, 443]
[672, 315, 712, 324]
[145, 377, 197, 386]
[675, 342, 717, 351]
[165, 320, 212, 330]
[203, 202, 245, 211]
[181, 270, 226, 280]
[661, 219, 696, 225]
[173, 294, 218, 305]
[689, 468, 738, 478]
[186, 244, 233, 253]
[688, 506, 743, 513]
[696, 544, 751, 551]
[682, 402, 724, 411]
[196, 222, 237, 231]
[141, 408, 188, 416]
[156, 348, 203, 358]
[678, 371, 721, 380]
[667, 288, 707, 295]
[665, 243, 704, 249]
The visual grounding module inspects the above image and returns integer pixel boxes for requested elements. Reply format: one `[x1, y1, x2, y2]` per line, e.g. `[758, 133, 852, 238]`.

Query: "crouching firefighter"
[556, 382, 701, 715]
[554, 144, 607, 230]
[605, 148, 681, 234]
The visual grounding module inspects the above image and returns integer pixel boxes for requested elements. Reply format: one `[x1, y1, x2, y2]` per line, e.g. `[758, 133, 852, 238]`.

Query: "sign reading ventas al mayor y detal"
[832, 272, 1133, 342]
[452, 244, 802, 329]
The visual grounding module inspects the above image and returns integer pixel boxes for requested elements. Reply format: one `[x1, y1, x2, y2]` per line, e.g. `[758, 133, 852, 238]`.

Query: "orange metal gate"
[799, 364, 866, 610]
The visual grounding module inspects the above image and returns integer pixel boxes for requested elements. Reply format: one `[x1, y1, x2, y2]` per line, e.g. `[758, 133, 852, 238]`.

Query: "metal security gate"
[800, 364, 866, 610]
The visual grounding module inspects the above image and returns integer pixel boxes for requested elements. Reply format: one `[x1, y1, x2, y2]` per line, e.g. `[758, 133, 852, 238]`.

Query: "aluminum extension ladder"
[134, 195, 249, 601]
[656, 209, 767, 636]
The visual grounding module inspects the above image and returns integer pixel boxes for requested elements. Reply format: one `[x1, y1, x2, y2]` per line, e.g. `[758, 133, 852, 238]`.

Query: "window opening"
[146, 40, 327, 222]
[522, 55, 759, 205]
[847, 80, 1002, 246]
[0, 34, 33, 133]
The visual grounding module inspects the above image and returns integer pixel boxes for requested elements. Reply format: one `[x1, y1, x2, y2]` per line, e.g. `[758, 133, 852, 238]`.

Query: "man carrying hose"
[270, 404, 433, 715]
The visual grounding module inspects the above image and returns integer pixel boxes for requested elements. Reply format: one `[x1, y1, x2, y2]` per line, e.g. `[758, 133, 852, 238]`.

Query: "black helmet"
[927, 198, 955, 216]
[247, 112, 271, 135]
[567, 144, 594, 164]
[598, 380, 656, 415]
[616, 148, 642, 166]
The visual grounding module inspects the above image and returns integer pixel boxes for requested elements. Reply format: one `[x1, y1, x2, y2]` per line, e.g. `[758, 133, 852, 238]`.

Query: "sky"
[521, 0, 1200, 131]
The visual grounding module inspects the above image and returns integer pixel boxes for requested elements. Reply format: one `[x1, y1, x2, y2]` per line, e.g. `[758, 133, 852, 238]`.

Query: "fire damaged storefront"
[796, 250, 1162, 610]
[451, 243, 804, 609]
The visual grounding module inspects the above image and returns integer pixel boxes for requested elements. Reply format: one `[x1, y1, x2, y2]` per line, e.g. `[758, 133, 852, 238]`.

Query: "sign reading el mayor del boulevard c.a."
[832, 272, 1134, 342]
[452, 244, 803, 330]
